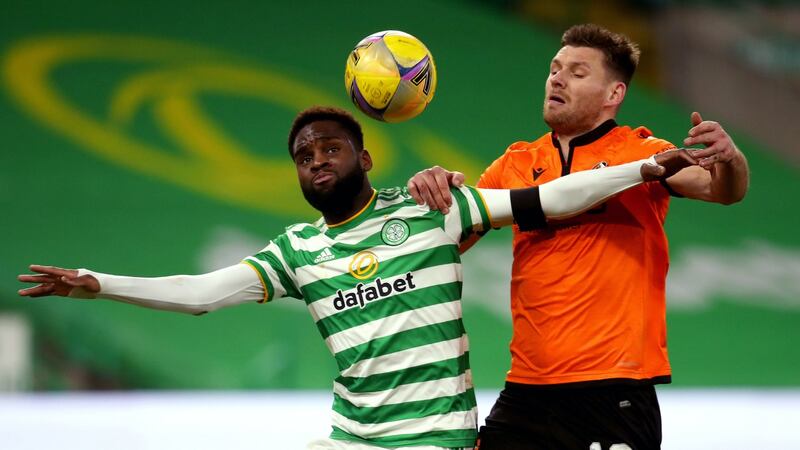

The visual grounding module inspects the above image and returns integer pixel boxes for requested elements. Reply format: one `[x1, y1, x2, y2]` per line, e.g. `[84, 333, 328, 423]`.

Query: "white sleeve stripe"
[461, 186, 485, 232]
[442, 192, 463, 244]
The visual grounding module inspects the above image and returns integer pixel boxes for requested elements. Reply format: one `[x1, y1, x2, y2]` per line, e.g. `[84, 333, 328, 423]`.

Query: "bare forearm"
[710, 150, 749, 205]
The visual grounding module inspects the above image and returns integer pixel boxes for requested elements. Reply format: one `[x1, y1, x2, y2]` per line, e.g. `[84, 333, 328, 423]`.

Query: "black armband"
[510, 186, 547, 231]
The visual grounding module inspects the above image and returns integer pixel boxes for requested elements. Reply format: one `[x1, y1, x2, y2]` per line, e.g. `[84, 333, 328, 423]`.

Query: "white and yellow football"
[344, 30, 437, 122]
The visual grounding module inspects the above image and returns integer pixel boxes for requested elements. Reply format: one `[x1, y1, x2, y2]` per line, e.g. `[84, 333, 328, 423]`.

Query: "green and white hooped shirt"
[243, 186, 491, 448]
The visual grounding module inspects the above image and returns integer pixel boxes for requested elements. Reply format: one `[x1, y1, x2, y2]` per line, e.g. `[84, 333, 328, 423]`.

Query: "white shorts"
[306, 438, 474, 450]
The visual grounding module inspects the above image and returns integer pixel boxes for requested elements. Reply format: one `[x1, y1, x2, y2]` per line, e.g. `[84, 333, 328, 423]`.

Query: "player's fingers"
[699, 156, 718, 169]
[450, 172, 465, 187]
[433, 172, 453, 207]
[684, 129, 725, 147]
[677, 148, 699, 165]
[17, 274, 58, 284]
[418, 169, 450, 213]
[699, 147, 736, 168]
[640, 163, 666, 181]
[687, 141, 725, 159]
[687, 121, 719, 139]
[407, 179, 424, 205]
[691, 111, 703, 127]
[427, 182, 451, 214]
[415, 181, 439, 211]
[28, 265, 76, 277]
[18, 284, 55, 297]
[694, 145, 725, 169]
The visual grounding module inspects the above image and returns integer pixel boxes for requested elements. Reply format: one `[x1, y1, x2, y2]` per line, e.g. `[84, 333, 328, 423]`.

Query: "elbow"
[710, 182, 748, 206]
[719, 186, 748, 206]
[171, 303, 213, 315]
[179, 297, 222, 315]
[171, 275, 224, 314]
[718, 197, 742, 206]
[714, 194, 742, 206]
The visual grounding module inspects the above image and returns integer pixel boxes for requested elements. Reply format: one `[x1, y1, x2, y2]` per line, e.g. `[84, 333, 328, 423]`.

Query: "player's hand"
[684, 112, 740, 170]
[641, 148, 699, 181]
[407, 166, 465, 214]
[17, 265, 99, 298]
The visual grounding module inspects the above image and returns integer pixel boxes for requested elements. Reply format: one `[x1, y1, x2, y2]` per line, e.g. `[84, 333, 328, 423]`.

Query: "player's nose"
[310, 151, 331, 170]
[549, 71, 566, 88]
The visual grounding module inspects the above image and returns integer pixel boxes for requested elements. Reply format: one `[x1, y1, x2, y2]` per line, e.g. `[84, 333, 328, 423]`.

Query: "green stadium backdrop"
[1, 0, 798, 390]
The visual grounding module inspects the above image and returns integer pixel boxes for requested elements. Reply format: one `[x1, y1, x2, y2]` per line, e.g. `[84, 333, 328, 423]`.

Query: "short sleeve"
[242, 235, 303, 302]
[443, 185, 492, 244]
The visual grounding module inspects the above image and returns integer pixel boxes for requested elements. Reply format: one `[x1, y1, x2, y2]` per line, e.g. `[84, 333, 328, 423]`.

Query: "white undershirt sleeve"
[537, 157, 654, 220]
[474, 188, 514, 227]
[69, 264, 265, 315]
[475, 157, 654, 225]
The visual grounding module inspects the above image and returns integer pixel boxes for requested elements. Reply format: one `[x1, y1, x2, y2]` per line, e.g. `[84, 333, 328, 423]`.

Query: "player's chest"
[510, 147, 628, 187]
[295, 215, 450, 280]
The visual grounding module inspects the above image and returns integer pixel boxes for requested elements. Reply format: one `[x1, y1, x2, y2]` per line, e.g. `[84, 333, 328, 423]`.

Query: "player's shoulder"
[281, 221, 325, 240]
[375, 186, 423, 211]
[623, 126, 676, 152]
[376, 186, 408, 199]
[375, 186, 414, 205]
[490, 134, 552, 169]
[504, 133, 553, 154]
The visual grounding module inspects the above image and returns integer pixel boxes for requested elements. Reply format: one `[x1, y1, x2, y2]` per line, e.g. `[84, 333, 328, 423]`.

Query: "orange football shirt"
[477, 120, 677, 385]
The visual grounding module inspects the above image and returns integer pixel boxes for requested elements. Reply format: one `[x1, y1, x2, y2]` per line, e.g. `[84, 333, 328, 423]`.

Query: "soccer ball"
[345, 30, 437, 122]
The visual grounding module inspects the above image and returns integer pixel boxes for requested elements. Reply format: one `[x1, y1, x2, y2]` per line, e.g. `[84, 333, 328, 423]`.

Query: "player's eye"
[327, 147, 339, 153]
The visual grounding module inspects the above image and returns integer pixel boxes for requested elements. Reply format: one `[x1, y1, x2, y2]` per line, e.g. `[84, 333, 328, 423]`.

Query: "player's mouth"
[313, 171, 336, 186]
[548, 94, 566, 105]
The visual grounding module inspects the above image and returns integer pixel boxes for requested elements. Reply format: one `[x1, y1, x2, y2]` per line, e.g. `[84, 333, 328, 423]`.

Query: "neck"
[323, 183, 374, 225]
[555, 114, 616, 151]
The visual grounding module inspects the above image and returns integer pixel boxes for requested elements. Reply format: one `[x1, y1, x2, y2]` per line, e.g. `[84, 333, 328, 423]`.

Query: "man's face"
[291, 120, 370, 213]
[543, 46, 616, 136]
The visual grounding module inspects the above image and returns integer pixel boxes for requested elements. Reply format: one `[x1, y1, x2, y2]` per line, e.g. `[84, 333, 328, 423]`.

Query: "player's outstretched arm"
[18, 264, 263, 315]
[476, 149, 697, 229]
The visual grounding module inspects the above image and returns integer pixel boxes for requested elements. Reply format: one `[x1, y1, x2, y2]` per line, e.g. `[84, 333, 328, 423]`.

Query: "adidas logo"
[313, 247, 335, 264]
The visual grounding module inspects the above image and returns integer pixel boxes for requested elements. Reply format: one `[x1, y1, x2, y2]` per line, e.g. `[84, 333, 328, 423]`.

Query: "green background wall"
[1, 0, 797, 389]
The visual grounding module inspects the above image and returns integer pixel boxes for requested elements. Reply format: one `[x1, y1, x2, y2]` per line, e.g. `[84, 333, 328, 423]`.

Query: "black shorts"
[477, 381, 662, 450]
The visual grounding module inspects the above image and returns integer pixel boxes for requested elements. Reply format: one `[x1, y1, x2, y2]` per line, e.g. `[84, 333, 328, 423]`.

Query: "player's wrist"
[69, 269, 100, 299]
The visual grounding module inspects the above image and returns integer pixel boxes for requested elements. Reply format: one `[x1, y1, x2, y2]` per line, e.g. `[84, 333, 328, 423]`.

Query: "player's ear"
[606, 81, 626, 108]
[360, 148, 373, 172]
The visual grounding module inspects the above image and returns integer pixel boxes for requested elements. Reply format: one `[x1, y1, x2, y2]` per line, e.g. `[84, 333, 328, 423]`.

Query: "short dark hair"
[287, 106, 364, 156]
[561, 24, 640, 85]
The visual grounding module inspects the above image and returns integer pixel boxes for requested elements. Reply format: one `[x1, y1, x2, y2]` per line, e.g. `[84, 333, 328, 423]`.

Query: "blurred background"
[1, 0, 798, 448]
